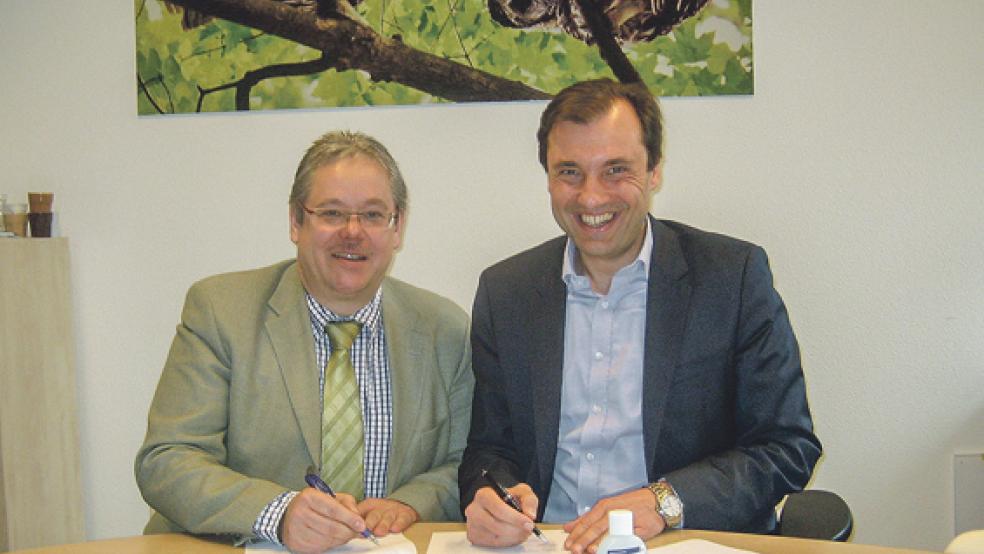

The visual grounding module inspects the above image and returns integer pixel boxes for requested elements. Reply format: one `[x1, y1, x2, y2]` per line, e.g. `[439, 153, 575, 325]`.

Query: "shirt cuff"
[253, 490, 299, 544]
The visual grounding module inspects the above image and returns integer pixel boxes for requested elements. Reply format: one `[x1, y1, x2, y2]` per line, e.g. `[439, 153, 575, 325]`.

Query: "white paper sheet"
[425, 530, 567, 553]
[424, 532, 756, 554]
[246, 532, 416, 553]
[648, 538, 758, 553]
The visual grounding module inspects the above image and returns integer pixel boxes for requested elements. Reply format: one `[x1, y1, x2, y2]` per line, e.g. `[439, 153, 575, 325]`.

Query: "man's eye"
[606, 165, 628, 175]
[363, 211, 386, 222]
[557, 168, 580, 177]
[322, 209, 345, 220]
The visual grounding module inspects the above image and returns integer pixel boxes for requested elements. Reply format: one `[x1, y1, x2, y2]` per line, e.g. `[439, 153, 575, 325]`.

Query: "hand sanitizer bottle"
[597, 509, 647, 554]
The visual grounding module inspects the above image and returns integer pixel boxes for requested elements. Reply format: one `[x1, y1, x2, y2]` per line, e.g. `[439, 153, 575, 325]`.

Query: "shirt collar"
[305, 287, 384, 334]
[562, 217, 653, 285]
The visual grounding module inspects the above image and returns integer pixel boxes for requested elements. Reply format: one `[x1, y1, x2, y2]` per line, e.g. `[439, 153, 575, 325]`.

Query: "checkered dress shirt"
[252, 288, 393, 543]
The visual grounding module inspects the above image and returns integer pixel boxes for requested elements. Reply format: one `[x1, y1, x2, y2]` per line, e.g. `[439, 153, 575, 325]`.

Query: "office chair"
[777, 490, 853, 541]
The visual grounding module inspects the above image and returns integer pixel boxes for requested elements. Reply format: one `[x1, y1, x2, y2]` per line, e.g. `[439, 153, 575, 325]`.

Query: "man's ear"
[289, 206, 300, 244]
[391, 209, 406, 251]
[649, 160, 664, 194]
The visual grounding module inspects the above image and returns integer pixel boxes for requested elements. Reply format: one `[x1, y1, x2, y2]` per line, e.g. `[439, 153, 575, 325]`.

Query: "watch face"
[663, 494, 683, 516]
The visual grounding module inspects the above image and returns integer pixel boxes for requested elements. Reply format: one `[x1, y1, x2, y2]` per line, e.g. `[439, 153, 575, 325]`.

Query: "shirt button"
[592, 404, 602, 414]
[586, 452, 595, 461]
[601, 300, 610, 309]
[594, 351, 603, 360]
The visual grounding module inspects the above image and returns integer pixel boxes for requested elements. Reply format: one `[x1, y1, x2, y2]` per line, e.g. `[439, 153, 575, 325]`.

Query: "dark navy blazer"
[459, 216, 822, 533]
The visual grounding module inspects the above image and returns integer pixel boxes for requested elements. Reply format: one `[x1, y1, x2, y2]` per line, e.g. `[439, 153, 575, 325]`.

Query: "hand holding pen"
[279, 481, 372, 553]
[304, 468, 381, 545]
[481, 469, 550, 544]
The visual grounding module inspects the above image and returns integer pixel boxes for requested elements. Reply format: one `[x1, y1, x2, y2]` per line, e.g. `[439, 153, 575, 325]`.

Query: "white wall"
[1, 1, 982, 551]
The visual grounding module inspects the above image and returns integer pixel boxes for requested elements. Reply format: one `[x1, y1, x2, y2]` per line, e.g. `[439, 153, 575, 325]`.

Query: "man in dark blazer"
[136, 131, 472, 553]
[459, 79, 821, 553]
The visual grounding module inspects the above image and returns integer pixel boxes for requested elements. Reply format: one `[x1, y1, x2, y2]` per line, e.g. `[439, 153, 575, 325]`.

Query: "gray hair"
[289, 130, 408, 224]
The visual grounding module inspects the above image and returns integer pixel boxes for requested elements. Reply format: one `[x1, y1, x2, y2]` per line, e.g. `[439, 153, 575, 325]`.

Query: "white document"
[648, 538, 758, 553]
[426, 530, 567, 553]
[424, 533, 756, 554]
[246, 532, 416, 553]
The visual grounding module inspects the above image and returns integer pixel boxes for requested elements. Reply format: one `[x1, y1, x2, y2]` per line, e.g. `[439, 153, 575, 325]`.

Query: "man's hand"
[464, 483, 539, 547]
[563, 488, 666, 554]
[357, 498, 419, 537]
[281, 488, 366, 553]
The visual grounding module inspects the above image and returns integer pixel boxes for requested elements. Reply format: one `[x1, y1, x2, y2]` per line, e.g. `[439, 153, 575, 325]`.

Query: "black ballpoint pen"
[304, 469, 380, 545]
[482, 469, 550, 544]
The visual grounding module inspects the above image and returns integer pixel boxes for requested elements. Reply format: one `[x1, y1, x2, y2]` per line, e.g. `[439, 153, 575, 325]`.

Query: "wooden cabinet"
[0, 238, 84, 551]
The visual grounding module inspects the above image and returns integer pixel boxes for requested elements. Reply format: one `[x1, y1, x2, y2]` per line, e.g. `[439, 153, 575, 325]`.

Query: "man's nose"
[578, 174, 607, 207]
[338, 213, 365, 236]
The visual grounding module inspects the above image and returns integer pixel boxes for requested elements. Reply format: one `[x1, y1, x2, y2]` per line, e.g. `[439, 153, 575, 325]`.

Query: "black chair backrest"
[778, 489, 854, 542]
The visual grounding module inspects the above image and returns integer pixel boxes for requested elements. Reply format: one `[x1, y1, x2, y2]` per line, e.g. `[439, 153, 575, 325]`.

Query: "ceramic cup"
[28, 192, 54, 213]
[29, 212, 53, 237]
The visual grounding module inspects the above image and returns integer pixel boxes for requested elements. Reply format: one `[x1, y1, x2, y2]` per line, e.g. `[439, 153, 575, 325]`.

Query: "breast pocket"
[399, 421, 448, 477]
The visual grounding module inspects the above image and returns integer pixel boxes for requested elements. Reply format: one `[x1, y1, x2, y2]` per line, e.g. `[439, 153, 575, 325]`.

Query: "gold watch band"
[647, 480, 684, 528]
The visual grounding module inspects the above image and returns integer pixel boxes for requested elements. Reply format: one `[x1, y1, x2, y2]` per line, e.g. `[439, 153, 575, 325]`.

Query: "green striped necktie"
[321, 320, 365, 500]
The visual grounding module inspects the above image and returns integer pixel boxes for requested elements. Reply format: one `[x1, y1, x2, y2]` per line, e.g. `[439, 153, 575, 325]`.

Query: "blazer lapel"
[642, 218, 692, 474]
[265, 263, 321, 468]
[528, 240, 567, 491]
[380, 279, 425, 491]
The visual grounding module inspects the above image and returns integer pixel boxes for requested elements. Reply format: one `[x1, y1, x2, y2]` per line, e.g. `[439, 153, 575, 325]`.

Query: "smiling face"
[290, 154, 403, 315]
[546, 99, 661, 283]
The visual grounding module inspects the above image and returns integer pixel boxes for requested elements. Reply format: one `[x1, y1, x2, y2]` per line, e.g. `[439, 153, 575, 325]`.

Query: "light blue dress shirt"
[543, 220, 653, 523]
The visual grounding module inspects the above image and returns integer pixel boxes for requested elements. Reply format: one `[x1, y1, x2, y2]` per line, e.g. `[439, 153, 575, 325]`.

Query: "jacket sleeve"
[662, 246, 822, 532]
[134, 282, 286, 538]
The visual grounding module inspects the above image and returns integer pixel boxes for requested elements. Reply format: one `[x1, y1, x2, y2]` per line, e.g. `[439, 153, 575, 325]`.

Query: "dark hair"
[289, 131, 407, 224]
[537, 78, 663, 171]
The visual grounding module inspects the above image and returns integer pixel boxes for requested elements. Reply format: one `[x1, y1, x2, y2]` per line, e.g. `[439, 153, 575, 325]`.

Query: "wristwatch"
[647, 479, 684, 529]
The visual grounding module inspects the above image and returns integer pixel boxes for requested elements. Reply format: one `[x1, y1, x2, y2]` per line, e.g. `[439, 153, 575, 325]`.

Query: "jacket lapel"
[380, 279, 425, 491]
[529, 240, 567, 492]
[642, 218, 691, 474]
[265, 263, 321, 468]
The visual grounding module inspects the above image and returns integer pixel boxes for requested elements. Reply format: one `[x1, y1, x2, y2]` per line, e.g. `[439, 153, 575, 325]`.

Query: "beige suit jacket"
[135, 260, 473, 539]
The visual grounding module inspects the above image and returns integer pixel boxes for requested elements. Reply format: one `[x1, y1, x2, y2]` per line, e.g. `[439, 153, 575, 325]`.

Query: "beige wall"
[1, 1, 982, 551]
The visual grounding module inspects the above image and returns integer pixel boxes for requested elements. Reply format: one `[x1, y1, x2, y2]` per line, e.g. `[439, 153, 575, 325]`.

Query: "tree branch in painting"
[195, 53, 335, 111]
[571, 0, 641, 83]
[138, 74, 168, 114]
[164, 0, 551, 106]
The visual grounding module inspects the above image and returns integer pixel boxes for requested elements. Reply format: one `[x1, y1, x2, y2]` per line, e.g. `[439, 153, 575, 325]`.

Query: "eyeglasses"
[302, 206, 399, 230]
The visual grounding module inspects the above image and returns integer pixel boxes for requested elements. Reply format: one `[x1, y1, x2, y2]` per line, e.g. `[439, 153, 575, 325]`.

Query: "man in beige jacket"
[135, 131, 472, 553]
